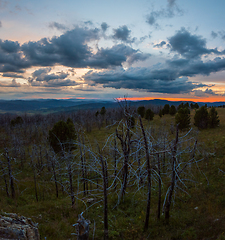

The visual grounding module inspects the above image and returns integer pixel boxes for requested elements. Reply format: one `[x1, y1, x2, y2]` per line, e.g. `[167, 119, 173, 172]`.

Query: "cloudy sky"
[0, 0, 225, 101]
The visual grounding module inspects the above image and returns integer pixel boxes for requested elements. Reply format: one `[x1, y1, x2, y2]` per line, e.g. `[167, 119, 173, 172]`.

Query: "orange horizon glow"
[115, 96, 225, 103]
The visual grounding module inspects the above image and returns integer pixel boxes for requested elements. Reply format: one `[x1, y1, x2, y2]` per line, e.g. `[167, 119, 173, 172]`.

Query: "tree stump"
[75, 214, 90, 240]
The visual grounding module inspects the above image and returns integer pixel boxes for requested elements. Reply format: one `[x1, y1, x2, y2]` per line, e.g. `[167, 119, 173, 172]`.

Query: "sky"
[1, 0, 225, 102]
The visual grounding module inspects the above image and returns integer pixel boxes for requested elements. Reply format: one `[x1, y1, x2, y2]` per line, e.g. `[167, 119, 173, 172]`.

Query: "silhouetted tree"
[194, 106, 209, 129]
[145, 108, 154, 121]
[208, 106, 220, 128]
[169, 105, 177, 116]
[162, 104, 170, 115]
[137, 106, 146, 118]
[175, 107, 190, 130]
[48, 118, 76, 154]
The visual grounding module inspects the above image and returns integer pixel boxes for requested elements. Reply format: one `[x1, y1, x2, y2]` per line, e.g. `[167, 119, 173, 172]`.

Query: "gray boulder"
[0, 212, 40, 240]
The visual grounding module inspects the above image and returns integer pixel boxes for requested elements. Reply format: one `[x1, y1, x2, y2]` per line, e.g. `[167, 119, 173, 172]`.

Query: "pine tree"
[137, 106, 146, 118]
[145, 109, 154, 121]
[194, 106, 209, 129]
[208, 106, 220, 128]
[175, 107, 190, 130]
[169, 105, 177, 116]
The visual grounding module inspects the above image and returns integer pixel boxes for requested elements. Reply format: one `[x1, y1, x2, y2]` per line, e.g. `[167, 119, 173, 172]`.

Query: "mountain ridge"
[0, 99, 224, 114]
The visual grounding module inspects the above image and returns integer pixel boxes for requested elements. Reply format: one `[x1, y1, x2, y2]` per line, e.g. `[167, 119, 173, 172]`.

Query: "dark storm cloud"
[0, 25, 149, 73]
[146, 1, 183, 28]
[86, 44, 150, 68]
[211, 31, 218, 39]
[22, 26, 100, 67]
[29, 69, 77, 87]
[2, 73, 24, 78]
[84, 67, 204, 94]
[167, 0, 176, 8]
[153, 41, 167, 48]
[49, 22, 67, 31]
[0, 21, 2, 27]
[43, 79, 78, 87]
[0, 79, 21, 87]
[30, 69, 69, 83]
[168, 28, 225, 59]
[193, 88, 218, 97]
[0, 39, 29, 72]
[83, 53, 225, 94]
[0, 40, 20, 53]
[101, 22, 109, 32]
[112, 25, 136, 43]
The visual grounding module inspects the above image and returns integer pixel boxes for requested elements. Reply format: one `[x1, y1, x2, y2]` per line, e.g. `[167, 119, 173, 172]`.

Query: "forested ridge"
[0, 101, 225, 239]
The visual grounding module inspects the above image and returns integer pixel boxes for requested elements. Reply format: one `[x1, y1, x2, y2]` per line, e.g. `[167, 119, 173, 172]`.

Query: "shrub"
[10, 116, 23, 127]
[48, 118, 76, 154]
[194, 106, 209, 129]
[175, 107, 190, 130]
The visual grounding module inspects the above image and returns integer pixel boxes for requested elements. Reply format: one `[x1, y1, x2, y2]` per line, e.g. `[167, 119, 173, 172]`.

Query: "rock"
[0, 212, 40, 240]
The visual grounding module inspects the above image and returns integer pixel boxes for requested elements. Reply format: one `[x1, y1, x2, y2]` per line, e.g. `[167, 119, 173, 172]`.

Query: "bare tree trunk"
[78, 133, 86, 196]
[139, 117, 151, 231]
[157, 153, 161, 220]
[4, 149, 15, 199]
[51, 156, 58, 198]
[31, 157, 38, 202]
[99, 147, 108, 240]
[116, 126, 131, 204]
[114, 136, 117, 190]
[67, 156, 75, 206]
[165, 125, 179, 222]
[76, 214, 90, 240]
[0, 159, 9, 197]
[82, 135, 88, 195]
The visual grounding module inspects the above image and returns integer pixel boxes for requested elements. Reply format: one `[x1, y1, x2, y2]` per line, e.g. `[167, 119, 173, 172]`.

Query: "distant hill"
[0, 98, 224, 114]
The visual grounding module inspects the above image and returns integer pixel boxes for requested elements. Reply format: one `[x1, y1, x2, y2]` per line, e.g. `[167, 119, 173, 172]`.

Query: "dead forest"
[0, 101, 224, 240]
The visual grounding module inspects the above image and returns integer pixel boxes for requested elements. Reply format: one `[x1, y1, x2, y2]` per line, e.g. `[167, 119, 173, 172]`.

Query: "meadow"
[0, 105, 225, 240]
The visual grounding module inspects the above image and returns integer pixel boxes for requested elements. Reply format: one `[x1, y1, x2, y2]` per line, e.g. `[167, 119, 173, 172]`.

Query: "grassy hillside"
[0, 108, 225, 239]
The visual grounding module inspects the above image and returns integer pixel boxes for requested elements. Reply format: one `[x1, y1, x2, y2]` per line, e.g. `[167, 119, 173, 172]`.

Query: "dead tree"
[139, 117, 152, 231]
[77, 132, 86, 196]
[0, 157, 9, 197]
[4, 149, 15, 199]
[30, 149, 38, 202]
[164, 125, 179, 222]
[75, 214, 90, 240]
[98, 146, 109, 240]
[116, 124, 131, 204]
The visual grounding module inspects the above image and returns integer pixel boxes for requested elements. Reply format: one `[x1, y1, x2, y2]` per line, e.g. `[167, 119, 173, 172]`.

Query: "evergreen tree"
[208, 106, 220, 128]
[100, 107, 106, 116]
[169, 105, 177, 116]
[137, 106, 146, 118]
[159, 109, 163, 118]
[145, 109, 154, 121]
[162, 104, 170, 115]
[194, 103, 199, 109]
[175, 107, 191, 130]
[194, 106, 209, 129]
